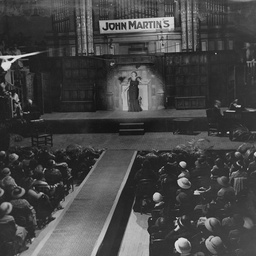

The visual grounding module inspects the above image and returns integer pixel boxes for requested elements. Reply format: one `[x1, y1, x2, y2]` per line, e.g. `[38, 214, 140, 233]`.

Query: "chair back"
[30, 119, 48, 134]
[206, 108, 217, 124]
[33, 182, 51, 196]
[135, 179, 156, 198]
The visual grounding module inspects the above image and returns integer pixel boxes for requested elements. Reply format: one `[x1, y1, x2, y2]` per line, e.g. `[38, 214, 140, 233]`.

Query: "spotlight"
[109, 60, 115, 67]
[1, 61, 12, 71]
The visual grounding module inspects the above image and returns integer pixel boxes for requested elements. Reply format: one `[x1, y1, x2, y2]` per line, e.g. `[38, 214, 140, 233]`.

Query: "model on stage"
[125, 71, 142, 112]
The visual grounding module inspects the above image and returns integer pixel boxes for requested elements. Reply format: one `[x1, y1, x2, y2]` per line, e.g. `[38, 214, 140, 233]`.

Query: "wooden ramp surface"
[34, 149, 136, 256]
[118, 210, 150, 256]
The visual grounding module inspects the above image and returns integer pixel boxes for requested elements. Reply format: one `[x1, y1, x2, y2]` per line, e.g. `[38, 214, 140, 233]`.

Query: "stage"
[42, 109, 208, 134]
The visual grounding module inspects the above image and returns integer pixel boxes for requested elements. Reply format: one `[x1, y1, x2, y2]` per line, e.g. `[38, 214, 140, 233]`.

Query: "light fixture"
[109, 38, 113, 49]
[109, 59, 115, 66]
[1, 61, 12, 71]
[0, 51, 43, 71]
[160, 36, 165, 47]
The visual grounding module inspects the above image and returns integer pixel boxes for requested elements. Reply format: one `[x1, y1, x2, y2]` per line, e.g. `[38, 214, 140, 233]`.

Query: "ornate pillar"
[75, 0, 82, 55]
[193, 0, 200, 51]
[75, 0, 94, 56]
[80, 0, 87, 55]
[180, 0, 188, 51]
[187, 0, 193, 51]
[86, 0, 94, 54]
[180, 0, 200, 52]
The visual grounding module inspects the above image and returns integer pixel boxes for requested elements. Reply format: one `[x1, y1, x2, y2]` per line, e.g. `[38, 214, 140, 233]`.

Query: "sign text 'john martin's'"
[99, 17, 174, 34]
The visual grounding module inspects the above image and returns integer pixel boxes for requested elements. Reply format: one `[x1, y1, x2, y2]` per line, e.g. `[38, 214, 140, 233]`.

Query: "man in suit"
[212, 100, 229, 135]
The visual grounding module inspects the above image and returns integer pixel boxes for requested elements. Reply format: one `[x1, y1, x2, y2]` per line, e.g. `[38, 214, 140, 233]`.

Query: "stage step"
[119, 123, 145, 135]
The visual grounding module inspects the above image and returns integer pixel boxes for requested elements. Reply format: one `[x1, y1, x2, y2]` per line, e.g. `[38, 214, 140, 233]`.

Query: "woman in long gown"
[126, 71, 142, 112]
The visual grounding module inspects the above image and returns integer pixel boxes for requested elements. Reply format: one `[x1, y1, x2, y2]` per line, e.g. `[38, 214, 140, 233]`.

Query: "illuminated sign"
[99, 17, 174, 34]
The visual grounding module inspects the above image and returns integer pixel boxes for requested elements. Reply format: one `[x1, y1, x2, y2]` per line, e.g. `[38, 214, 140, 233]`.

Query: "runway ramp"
[33, 149, 136, 256]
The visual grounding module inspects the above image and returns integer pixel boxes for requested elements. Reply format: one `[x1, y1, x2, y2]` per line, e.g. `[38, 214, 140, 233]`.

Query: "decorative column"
[75, 0, 94, 56]
[180, 0, 200, 52]
[80, 0, 87, 55]
[193, 0, 200, 51]
[75, 0, 82, 55]
[180, 0, 188, 51]
[86, 0, 94, 54]
[187, 0, 193, 51]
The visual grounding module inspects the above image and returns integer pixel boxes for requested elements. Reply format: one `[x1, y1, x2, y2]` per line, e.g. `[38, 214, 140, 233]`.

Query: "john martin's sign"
[99, 17, 174, 34]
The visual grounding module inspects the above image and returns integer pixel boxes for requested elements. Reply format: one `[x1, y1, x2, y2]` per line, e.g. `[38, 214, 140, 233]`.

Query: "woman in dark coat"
[126, 71, 142, 112]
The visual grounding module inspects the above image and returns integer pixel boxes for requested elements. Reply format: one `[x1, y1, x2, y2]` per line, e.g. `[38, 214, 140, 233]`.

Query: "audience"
[0, 144, 103, 254]
[2, 131, 256, 255]
[133, 143, 256, 256]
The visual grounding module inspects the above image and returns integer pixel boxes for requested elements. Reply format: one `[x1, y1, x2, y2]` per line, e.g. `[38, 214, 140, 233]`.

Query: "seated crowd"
[0, 144, 103, 255]
[133, 143, 256, 256]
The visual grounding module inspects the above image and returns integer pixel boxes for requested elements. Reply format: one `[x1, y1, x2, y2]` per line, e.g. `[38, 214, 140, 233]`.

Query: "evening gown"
[127, 79, 142, 112]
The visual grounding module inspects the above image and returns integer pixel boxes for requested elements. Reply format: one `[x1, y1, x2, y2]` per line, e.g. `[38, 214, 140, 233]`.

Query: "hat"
[164, 162, 176, 172]
[1, 167, 11, 177]
[0, 187, 4, 197]
[155, 217, 166, 228]
[195, 157, 206, 167]
[217, 176, 229, 187]
[243, 216, 254, 229]
[205, 236, 224, 255]
[205, 218, 221, 233]
[153, 192, 163, 203]
[8, 153, 19, 163]
[46, 159, 56, 169]
[232, 214, 244, 227]
[0, 202, 13, 218]
[23, 150, 34, 159]
[215, 158, 224, 167]
[178, 215, 191, 228]
[177, 177, 191, 189]
[215, 100, 221, 105]
[0, 151, 6, 159]
[211, 166, 219, 178]
[228, 229, 241, 242]
[174, 237, 191, 254]
[176, 192, 189, 204]
[234, 152, 242, 159]
[193, 253, 205, 256]
[29, 159, 38, 170]
[142, 160, 151, 169]
[11, 186, 25, 199]
[22, 159, 30, 167]
[236, 160, 244, 168]
[179, 161, 187, 169]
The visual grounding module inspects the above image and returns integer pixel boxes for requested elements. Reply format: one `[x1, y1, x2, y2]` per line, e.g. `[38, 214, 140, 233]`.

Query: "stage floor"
[42, 109, 207, 120]
[41, 109, 209, 133]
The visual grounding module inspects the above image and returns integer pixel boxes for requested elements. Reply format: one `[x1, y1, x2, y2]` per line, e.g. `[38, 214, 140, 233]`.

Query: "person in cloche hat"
[205, 236, 226, 255]
[178, 161, 190, 179]
[216, 176, 236, 204]
[0, 150, 6, 169]
[176, 177, 194, 199]
[0, 202, 28, 252]
[0, 167, 17, 197]
[8, 153, 19, 164]
[10, 186, 37, 238]
[0, 187, 5, 204]
[165, 215, 196, 246]
[174, 237, 192, 256]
